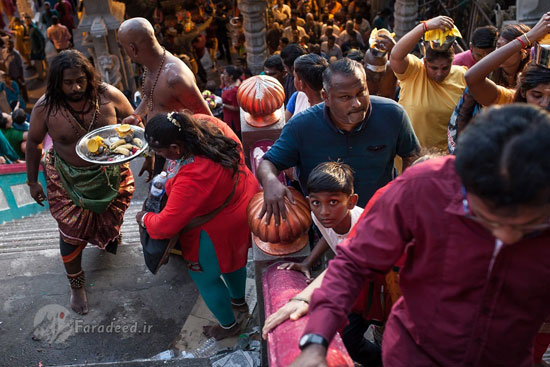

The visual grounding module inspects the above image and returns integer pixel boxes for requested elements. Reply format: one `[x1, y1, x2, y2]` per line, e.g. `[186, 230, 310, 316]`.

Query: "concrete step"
[0, 201, 145, 254]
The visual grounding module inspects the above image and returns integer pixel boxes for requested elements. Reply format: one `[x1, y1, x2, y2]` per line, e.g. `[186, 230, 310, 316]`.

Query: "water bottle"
[192, 337, 220, 358]
[234, 333, 250, 350]
[151, 349, 175, 360]
[145, 171, 167, 213]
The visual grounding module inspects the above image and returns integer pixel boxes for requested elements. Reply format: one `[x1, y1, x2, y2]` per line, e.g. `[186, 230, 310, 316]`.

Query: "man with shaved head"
[363, 49, 397, 99]
[118, 17, 212, 177]
[363, 32, 397, 99]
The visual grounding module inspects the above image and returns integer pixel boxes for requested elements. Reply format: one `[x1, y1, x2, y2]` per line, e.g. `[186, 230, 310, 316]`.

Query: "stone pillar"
[394, 0, 418, 40]
[78, 0, 135, 92]
[238, 0, 267, 75]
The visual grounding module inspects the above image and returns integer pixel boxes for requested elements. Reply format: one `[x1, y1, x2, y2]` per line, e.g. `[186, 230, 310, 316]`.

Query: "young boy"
[266, 161, 386, 366]
[278, 161, 363, 280]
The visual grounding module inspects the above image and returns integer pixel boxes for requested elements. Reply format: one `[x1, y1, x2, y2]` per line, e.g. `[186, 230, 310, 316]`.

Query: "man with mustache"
[257, 58, 420, 224]
[25, 50, 137, 315]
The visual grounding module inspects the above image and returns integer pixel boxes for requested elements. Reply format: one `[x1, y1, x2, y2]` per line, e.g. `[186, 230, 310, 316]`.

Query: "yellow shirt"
[493, 85, 516, 105]
[396, 55, 466, 152]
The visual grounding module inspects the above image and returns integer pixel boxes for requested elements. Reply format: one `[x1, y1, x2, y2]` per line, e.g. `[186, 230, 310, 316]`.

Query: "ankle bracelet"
[67, 270, 86, 289]
[219, 321, 237, 329]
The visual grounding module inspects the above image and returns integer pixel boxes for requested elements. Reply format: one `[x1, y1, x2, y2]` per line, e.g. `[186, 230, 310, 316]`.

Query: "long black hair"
[145, 112, 242, 176]
[44, 50, 105, 115]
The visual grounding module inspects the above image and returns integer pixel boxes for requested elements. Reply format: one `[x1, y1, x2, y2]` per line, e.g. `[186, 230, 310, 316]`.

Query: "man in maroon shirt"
[291, 104, 550, 366]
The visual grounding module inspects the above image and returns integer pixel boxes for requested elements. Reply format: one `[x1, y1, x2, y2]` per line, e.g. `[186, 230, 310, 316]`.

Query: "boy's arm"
[302, 237, 330, 271]
[278, 237, 331, 279]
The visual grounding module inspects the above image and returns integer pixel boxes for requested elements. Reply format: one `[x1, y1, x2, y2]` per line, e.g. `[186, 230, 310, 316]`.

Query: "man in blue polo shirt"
[257, 58, 420, 224]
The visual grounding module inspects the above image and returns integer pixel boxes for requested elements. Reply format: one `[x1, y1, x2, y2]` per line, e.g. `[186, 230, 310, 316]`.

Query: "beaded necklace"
[64, 98, 100, 138]
[142, 47, 166, 113]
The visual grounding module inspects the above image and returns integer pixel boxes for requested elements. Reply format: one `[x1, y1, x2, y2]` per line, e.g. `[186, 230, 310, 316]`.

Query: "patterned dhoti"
[44, 150, 135, 255]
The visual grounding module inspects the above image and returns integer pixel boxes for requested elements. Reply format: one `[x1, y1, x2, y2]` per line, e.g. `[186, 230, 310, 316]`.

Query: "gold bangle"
[290, 297, 309, 304]
[523, 34, 531, 48]
[26, 180, 37, 186]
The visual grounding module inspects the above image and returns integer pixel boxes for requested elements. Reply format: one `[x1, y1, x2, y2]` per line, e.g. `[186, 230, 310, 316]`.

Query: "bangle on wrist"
[421, 21, 428, 32]
[523, 34, 531, 48]
[290, 296, 309, 304]
[131, 113, 143, 124]
[26, 180, 37, 186]
[516, 36, 527, 49]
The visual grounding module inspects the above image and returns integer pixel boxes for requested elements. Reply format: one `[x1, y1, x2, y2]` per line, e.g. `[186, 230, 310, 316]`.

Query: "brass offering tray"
[76, 124, 148, 165]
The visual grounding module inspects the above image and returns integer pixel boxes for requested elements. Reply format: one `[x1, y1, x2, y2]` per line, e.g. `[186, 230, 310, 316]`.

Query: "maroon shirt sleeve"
[303, 176, 416, 341]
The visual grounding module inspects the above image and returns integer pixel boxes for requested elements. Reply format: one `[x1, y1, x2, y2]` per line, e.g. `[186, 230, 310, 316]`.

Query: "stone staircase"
[0, 197, 204, 367]
[0, 200, 143, 253]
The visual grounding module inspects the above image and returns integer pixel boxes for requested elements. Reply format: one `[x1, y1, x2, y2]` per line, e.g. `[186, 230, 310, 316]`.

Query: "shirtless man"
[118, 18, 212, 176]
[363, 35, 397, 99]
[26, 50, 137, 315]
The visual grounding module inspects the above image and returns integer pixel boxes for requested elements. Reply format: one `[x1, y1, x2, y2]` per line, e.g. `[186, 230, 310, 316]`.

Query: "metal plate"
[75, 124, 148, 165]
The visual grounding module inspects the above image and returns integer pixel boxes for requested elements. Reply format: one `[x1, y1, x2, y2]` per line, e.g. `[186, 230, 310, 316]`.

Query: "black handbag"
[139, 175, 239, 274]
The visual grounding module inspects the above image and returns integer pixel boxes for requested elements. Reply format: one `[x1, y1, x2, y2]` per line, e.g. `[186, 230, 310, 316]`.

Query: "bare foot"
[70, 287, 88, 315]
[203, 321, 241, 340]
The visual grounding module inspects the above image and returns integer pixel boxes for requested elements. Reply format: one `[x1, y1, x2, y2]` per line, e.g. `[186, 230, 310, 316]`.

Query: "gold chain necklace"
[142, 47, 166, 113]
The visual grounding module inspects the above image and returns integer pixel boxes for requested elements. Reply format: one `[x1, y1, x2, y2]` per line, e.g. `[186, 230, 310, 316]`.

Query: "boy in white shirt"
[278, 161, 362, 279]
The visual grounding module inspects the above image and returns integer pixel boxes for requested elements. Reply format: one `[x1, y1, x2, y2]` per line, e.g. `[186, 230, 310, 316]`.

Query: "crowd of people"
[0, 0, 78, 164]
[0, 0, 546, 365]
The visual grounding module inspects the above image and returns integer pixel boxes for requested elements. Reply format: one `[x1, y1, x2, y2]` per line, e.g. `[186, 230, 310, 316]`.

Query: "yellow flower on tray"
[87, 136, 106, 154]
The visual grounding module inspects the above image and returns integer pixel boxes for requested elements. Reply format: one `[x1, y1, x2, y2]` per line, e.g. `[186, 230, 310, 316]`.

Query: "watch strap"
[299, 333, 329, 350]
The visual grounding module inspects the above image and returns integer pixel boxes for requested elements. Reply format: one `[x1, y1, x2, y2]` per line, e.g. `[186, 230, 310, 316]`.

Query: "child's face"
[308, 191, 357, 229]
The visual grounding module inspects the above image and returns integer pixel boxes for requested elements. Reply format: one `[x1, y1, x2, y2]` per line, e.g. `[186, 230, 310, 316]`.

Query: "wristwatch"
[299, 333, 329, 350]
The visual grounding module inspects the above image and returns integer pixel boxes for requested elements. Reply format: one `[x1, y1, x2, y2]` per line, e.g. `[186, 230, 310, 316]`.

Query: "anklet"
[67, 270, 86, 289]
[219, 321, 237, 329]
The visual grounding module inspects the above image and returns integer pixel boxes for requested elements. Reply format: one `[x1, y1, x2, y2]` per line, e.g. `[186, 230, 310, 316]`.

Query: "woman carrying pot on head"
[465, 12, 550, 108]
[136, 112, 260, 340]
[390, 15, 467, 153]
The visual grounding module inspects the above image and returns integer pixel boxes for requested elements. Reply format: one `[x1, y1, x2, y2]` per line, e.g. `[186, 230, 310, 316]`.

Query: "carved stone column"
[78, 0, 135, 91]
[394, 0, 418, 40]
[238, 0, 267, 75]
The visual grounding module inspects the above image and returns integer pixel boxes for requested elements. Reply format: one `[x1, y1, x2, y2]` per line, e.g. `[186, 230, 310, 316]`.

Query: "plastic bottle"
[234, 333, 250, 350]
[152, 349, 175, 360]
[192, 337, 221, 358]
[145, 171, 168, 213]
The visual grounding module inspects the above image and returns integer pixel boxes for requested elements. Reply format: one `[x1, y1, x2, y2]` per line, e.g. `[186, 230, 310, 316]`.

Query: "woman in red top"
[137, 112, 259, 339]
[221, 66, 242, 139]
